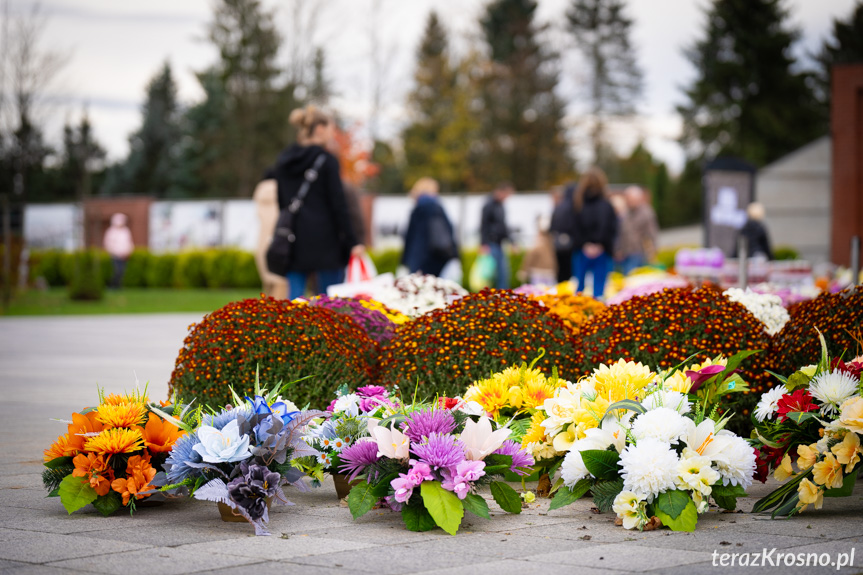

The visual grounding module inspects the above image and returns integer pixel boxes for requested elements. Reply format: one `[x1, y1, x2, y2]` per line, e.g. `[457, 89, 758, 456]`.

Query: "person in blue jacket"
[401, 177, 458, 277]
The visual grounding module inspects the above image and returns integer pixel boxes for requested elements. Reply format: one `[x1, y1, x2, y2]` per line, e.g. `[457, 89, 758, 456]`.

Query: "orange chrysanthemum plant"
[43, 386, 188, 516]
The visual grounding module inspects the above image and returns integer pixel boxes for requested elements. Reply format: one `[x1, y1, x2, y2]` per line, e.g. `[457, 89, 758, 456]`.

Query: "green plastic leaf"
[654, 489, 691, 520]
[580, 450, 620, 482]
[44, 456, 74, 470]
[482, 454, 514, 475]
[489, 481, 523, 514]
[420, 481, 464, 536]
[785, 371, 812, 392]
[548, 478, 591, 511]
[656, 499, 697, 532]
[91, 491, 123, 517]
[347, 481, 378, 520]
[765, 370, 789, 385]
[717, 373, 749, 394]
[47, 488, 59, 498]
[371, 473, 399, 498]
[711, 484, 748, 511]
[58, 475, 98, 515]
[786, 412, 817, 424]
[401, 500, 437, 532]
[591, 479, 625, 513]
[825, 469, 858, 498]
[461, 492, 491, 519]
[753, 470, 810, 513]
[605, 399, 646, 416]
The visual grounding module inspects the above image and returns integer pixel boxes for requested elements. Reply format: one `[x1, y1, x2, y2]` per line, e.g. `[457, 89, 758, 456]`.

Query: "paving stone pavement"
[1, 314, 862, 575]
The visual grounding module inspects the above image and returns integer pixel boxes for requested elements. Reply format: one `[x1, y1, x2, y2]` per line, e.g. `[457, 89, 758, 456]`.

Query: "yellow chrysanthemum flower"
[85, 428, 145, 457]
[96, 402, 148, 429]
[590, 359, 655, 404]
[358, 299, 410, 324]
[464, 376, 510, 419]
[521, 378, 558, 409]
[101, 391, 149, 406]
[521, 411, 548, 446]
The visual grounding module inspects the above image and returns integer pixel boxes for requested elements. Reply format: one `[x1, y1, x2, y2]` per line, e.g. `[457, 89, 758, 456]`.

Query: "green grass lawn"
[1, 288, 263, 316]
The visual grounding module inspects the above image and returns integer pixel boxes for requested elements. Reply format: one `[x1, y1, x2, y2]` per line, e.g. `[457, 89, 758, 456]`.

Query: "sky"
[15, 0, 860, 177]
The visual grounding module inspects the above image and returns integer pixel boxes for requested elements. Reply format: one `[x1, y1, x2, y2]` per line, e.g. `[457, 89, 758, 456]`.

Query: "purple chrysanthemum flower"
[412, 433, 465, 470]
[337, 439, 380, 481]
[401, 408, 457, 442]
[356, 385, 388, 398]
[493, 440, 535, 476]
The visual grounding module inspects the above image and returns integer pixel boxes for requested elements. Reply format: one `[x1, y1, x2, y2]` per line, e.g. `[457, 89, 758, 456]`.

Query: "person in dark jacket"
[550, 184, 575, 282]
[401, 177, 457, 276]
[570, 167, 617, 298]
[736, 202, 773, 260]
[264, 106, 363, 299]
[480, 182, 514, 289]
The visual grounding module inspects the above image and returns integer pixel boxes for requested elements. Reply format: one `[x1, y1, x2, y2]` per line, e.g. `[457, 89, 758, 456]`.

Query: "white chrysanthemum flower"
[723, 288, 790, 336]
[559, 434, 610, 487]
[753, 385, 788, 422]
[713, 432, 757, 489]
[631, 408, 688, 445]
[810, 371, 860, 416]
[526, 441, 559, 461]
[642, 390, 691, 415]
[612, 491, 646, 530]
[676, 453, 720, 495]
[620, 438, 680, 501]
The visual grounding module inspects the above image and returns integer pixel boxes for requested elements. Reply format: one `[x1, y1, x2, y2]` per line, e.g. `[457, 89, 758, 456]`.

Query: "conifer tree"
[814, 1, 863, 105]
[566, 0, 643, 166]
[677, 0, 823, 167]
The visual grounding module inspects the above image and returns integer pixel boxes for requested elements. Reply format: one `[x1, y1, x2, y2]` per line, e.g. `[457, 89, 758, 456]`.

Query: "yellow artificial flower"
[812, 453, 844, 489]
[663, 371, 693, 394]
[96, 402, 148, 429]
[590, 359, 655, 404]
[508, 386, 524, 409]
[520, 378, 558, 409]
[831, 432, 862, 473]
[839, 397, 863, 434]
[85, 427, 145, 457]
[552, 423, 578, 452]
[797, 478, 823, 511]
[521, 412, 548, 446]
[101, 390, 149, 406]
[464, 377, 510, 419]
[797, 443, 820, 470]
[690, 357, 728, 372]
[773, 454, 794, 482]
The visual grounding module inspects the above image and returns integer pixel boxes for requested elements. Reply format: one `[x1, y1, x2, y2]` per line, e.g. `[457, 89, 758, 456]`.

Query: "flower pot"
[332, 473, 361, 499]
[217, 497, 271, 523]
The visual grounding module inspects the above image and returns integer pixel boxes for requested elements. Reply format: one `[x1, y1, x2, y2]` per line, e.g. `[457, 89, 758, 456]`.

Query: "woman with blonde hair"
[401, 177, 457, 276]
[262, 105, 363, 298]
[570, 167, 617, 298]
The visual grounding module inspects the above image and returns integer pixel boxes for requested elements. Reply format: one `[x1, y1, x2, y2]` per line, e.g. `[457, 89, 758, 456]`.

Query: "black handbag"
[266, 154, 327, 276]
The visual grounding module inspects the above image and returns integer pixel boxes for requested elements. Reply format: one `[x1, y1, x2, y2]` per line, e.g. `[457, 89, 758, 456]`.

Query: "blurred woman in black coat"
[264, 106, 363, 299]
[401, 177, 457, 276]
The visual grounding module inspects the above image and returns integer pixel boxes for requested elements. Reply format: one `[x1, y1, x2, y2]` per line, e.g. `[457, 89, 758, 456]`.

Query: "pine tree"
[184, 0, 295, 197]
[566, 0, 643, 165]
[62, 112, 106, 201]
[814, 1, 863, 105]
[101, 63, 182, 197]
[401, 11, 477, 192]
[677, 0, 824, 167]
[475, 0, 573, 190]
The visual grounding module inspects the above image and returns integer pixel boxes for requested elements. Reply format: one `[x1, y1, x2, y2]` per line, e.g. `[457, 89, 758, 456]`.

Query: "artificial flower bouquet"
[751, 335, 862, 518]
[540, 354, 758, 532]
[339, 400, 535, 535]
[299, 385, 400, 486]
[43, 387, 186, 516]
[162, 380, 326, 535]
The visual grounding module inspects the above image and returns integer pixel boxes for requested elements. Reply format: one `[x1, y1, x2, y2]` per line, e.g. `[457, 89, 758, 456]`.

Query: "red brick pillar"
[831, 64, 863, 266]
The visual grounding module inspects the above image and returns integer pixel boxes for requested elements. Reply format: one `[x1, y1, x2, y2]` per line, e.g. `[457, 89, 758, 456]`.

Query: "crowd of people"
[103, 105, 771, 301]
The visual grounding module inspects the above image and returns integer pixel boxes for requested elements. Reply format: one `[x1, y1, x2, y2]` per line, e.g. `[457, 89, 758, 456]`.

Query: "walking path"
[0, 314, 860, 574]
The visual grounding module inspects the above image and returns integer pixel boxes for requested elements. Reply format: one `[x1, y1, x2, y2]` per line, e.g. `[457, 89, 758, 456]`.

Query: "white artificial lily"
[371, 424, 410, 460]
[681, 418, 731, 462]
[461, 417, 511, 460]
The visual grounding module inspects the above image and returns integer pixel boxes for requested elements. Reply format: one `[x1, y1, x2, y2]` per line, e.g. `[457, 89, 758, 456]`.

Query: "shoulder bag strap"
[285, 153, 327, 215]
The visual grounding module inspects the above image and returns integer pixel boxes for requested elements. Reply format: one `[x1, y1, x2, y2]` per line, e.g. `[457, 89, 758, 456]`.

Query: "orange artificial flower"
[111, 454, 157, 506]
[66, 411, 105, 452]
[71, 453, 113, 496]
[44, 433, 78, 462]
[85, 428, 145, 457]
[96, 402, 148, 429]
[139, 414, 185, 453]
